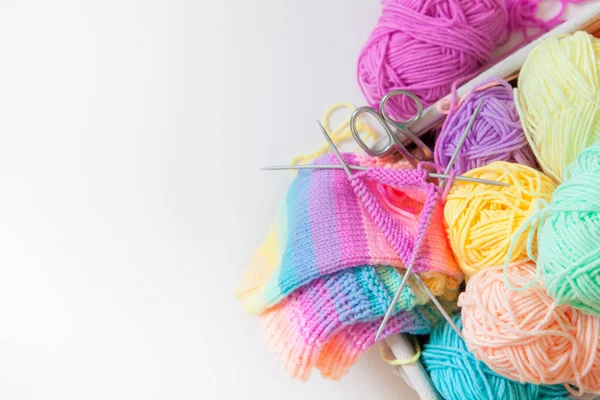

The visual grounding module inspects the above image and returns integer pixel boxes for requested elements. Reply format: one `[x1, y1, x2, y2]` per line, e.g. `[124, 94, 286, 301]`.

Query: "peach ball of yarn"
[459, 261, 600, 396]
[443, 161, 556, 277]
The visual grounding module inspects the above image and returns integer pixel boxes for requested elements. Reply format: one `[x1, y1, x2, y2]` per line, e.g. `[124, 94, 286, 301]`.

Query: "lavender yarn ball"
[434, 79, 536, 175]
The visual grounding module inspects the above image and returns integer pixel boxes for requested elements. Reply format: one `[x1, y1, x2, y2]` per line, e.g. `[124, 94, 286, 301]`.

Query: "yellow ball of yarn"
[515, 31, 600, 183]
[444, 161, 556, 277]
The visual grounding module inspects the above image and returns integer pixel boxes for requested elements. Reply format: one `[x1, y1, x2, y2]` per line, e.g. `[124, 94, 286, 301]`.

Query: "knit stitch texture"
[315, 300, 453, 380]
[237, 153, 463, 314]
[260, 264, 456, 380]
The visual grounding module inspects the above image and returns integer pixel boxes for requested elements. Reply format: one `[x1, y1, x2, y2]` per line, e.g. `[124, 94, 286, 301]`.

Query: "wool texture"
[460, 262, 600, 396]
[535, 141, 600, 317]
[423, 315, 569, 400]
[260, 265, 434, 380]
[435, 78, 536, 175]
[516, 31, 600, 182]
[359, 0, 570, 120]
[315, 300, 454, 380]
[444, 161, 556, 277]
[237, 153, 462, 314]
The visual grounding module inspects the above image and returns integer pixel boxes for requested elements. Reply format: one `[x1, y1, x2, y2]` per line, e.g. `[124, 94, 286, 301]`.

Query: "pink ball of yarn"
[434, 79, 537, 175]
[459, 261, 600, 396]
[358, 0, 509, 119]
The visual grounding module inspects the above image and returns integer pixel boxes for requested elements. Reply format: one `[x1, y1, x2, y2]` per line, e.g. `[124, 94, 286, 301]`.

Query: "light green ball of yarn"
[538, 141, 600, 316]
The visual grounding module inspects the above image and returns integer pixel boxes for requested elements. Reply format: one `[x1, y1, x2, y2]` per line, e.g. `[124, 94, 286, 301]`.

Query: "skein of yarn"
[358, 0, 509, 120]
[443, 161, 555, 277]
[358, 0, 571, 120]
[534, 141, 600, 317]
[422, 315, 569, 400]
[435, 78, 536, 175]
[459, 261, 600, 396]
[515, 31, 600, 182]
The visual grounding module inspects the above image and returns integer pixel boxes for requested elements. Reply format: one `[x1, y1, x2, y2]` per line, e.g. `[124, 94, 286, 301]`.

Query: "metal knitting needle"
[438, 99, 485, 190]
[414, 274, 463, 340]
[317, 120, 461, 336]
[317, 120, 352, 176]
[375, 99, 485, 341]
[261, 165, 509, 187]
[411, 100, 483, 340]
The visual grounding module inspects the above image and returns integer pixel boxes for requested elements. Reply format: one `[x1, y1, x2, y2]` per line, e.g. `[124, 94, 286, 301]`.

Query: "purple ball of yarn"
[434, 79, 537, 175]
[358, 0, 509, 120]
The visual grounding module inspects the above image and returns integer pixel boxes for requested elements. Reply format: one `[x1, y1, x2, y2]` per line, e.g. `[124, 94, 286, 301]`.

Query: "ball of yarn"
[459, 261, 600, 396]
[444, 161, 555, 277]
[357, 0, 509, 120]
[435, 79, 537, 175]
[515, 31, 600, 183]
[422, 315, 569, 400]
[537, 141, 600, 316]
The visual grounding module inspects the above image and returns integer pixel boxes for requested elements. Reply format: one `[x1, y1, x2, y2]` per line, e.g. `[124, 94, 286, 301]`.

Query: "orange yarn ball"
[459, 261, 600, 396]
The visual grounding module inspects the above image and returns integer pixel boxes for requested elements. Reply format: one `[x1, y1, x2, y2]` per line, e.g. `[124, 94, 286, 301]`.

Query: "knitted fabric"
[315, 301, 453, 380]
[260, 265, 430, 380]
[259, 262, 460, 380]
[237, 153, 463, 314]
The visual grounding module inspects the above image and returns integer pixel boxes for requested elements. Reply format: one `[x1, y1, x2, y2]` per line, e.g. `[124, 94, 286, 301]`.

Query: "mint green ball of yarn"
[538, 141, 600, 316]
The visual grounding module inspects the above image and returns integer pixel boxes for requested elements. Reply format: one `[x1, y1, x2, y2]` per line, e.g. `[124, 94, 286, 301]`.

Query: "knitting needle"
[419, 99, 482, 341]
[316, 119, 465, 341]
[373, 216, 432, 341]
[375, 99, 485, 341]
[260, 165, 509, 187]
[438, 99, 485, 190]
[414, 274, 463, 340]
[316, 120, 352, 176]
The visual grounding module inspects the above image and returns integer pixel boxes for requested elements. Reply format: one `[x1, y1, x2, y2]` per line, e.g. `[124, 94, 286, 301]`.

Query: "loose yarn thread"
[459, 262, 600, 396]
[515, 31, 600, 183]
[435, 78, 536, 175]
[443, 161, 556, 277]
[504, 0, 582, 41]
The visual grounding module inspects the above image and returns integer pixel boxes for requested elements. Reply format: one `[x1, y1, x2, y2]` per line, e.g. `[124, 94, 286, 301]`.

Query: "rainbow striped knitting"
[260, 264, 456, 380]
[237, 153, 463, 314]
[316, 301, 454, 380]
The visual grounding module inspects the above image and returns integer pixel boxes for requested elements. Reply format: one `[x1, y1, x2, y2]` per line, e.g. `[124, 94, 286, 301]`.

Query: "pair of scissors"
[349, 90, 433, 167]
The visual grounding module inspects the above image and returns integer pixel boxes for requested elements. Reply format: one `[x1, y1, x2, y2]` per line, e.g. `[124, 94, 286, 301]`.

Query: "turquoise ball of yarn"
[538, 141, 600, 316]
[422, 316, 568, 400]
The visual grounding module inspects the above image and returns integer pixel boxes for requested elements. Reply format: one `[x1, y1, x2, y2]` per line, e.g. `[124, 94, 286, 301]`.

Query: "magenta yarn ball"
[358, 0, 509, 119]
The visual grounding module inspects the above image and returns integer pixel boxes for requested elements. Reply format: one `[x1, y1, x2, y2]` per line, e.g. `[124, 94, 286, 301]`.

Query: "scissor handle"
[380, 90, 433, 161]
[350, 106, 399, 158]
[350, 106, 423, 167]
[380, 90, 423, 128]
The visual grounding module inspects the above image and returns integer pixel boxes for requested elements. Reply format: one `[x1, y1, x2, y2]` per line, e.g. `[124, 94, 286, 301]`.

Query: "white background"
[0, 1, 594, 399]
